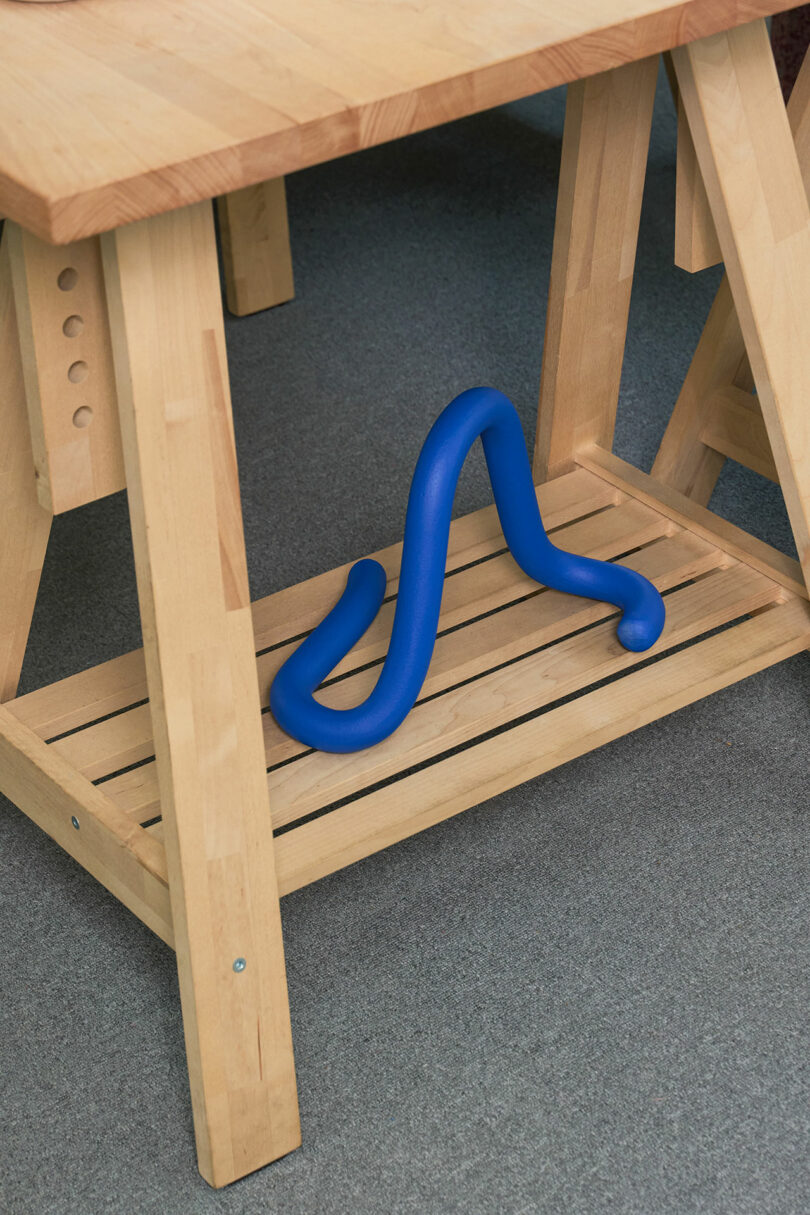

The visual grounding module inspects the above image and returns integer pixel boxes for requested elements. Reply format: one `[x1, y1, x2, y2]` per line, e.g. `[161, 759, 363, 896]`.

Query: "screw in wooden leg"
[101, 200, 301, 1187]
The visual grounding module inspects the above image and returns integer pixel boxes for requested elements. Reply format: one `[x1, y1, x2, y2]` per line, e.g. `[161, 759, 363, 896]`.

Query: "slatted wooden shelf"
[6, 463, 810, 946]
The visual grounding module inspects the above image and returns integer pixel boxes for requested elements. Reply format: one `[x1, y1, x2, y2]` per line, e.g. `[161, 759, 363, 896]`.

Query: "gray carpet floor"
[2, 69, 810, 1215]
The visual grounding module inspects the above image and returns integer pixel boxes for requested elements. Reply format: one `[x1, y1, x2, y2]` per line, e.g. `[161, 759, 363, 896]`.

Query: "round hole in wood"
[57, 267, 78, 291]
[62, 314, 84, 338]
[72, 406, 93, 429]
[68, 360, 88, 383]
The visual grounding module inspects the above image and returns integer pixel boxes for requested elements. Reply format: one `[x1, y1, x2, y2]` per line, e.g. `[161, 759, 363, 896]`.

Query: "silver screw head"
[232, 957, 247, 973]
[71, 815, 80, 830]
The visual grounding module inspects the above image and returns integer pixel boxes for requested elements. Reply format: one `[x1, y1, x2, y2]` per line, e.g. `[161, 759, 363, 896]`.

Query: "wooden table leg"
[664, 52, 723, 274]
[654, 38, 810, 506]
[533, 54, 658, 482]
[672, 18, 810, 588]
[217, 179, 294, 317]
[101, 201, 300, 1187]
[0, 232, 51, 702]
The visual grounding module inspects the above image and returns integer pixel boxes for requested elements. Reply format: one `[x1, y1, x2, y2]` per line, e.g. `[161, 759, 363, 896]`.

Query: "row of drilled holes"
[58, 266, 92, 428]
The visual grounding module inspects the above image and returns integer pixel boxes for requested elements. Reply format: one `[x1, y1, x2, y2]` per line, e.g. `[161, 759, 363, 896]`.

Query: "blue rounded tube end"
[615, 593, 666, 652]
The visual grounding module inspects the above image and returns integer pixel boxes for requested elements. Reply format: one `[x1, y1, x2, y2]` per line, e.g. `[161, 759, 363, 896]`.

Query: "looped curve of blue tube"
[270, 387, 665, 753]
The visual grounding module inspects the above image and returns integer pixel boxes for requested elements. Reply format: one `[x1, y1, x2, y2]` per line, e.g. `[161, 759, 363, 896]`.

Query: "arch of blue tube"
[270, 387, 666, 754]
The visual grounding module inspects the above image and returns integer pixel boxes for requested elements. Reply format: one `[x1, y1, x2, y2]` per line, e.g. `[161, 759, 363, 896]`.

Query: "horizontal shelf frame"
[107, 527, 729, 828]
[269, 596, 810, 895]
[9, 468, 617, 742]
[0, 704, 172, 945]
[578, 445, 806, 597]
[5, 463, 808, 943]
[49, 494, 674, 795]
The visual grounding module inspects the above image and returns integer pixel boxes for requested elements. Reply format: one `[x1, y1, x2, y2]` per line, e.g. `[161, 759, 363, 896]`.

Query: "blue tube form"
[270, 387, 665, 753]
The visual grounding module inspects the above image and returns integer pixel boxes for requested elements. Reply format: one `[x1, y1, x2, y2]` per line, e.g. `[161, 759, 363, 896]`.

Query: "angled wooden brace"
[667, 19, 810, 586]
[653, 40, 810, 506]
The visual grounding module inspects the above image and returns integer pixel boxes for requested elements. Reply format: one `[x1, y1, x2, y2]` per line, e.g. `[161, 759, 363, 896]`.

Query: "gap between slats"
[7, 468, 619, 740]
[107, 528, 740, 830]
[265, 596, 810, 895]
[47, 495, 671, 785]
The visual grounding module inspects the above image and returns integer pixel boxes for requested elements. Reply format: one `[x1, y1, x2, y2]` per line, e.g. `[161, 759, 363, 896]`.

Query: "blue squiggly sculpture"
[270, 387, 665, 753]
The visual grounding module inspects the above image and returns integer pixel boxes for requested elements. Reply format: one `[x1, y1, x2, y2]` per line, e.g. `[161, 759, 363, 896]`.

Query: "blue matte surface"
[270, 387, 665, 753]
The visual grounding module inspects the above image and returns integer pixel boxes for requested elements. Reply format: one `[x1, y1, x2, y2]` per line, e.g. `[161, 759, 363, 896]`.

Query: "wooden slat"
[699, 386, 777, 482]
[0, 233, 52, 702]
[8, 467, 618, 741]
[101, 528, 722, 826]
[5, 224, 124, 514]
[579, 446, 806, 599]
[249, 468, 620, 652]
[266, 562, 775, 832]
[269, 596, 810, 895]
[51, 702, 154, 781]
[217, 180, 294, 317]
[0, 704, 172, 945]
[533, 54, 658, 481]
[50, 496, 668, 784]
[673, 20, 810, 588]
[101, 200, 300, 1188]
[9, 647, 148, 740]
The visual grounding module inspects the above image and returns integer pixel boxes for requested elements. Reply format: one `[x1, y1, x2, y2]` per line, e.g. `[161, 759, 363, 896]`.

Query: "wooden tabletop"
[0, 0, 800, 244]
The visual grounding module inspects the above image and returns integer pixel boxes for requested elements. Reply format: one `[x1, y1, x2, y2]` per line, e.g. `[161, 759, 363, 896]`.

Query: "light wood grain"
[533, 54, 658, 480]
[8, 467, 618, 742]
[271, 596, 810, 894]
[50, 496, 670, 786]
[249, 469, 619, 651]
[0, 232, 52, 702]
[101, 201, 299, 1188]
[217, 180, 294, 316]
[674, 92, 723, 271]
[578, 445, 806, 597]
[6, 224, 124, 513]
[83, 517, 711, 827]
[267, 562, 774, 832]
[108, 530, 716, 827]
[673, 19, 810, 588]
[0, 704, 172, 944]
[654, 36, 810, 502]
[108, 534, 727, 827]
[0, 0, 800, 243]
[699, 386, 777, 482]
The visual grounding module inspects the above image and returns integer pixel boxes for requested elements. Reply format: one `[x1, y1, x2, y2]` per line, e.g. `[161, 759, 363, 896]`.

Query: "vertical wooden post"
[0, 231, 52, 702]
[665, 50, 722, 273]
[217, 179, 294, 317]
[533, 54, 658, 482]
[673, 19, 810, 587]
[101, 201, 300, 1187]
[674, 92, 723, 273]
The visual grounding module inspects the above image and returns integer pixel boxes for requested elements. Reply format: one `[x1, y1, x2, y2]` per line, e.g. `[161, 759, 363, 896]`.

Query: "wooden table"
[1, 0, 809, 1190]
